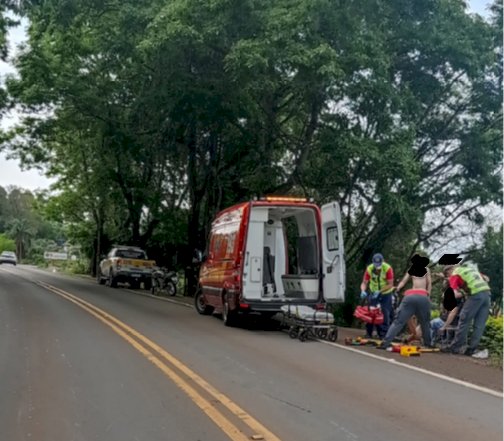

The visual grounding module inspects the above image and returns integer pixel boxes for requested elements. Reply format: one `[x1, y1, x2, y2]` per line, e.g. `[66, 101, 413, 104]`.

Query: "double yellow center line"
[37, 281, 281, 441]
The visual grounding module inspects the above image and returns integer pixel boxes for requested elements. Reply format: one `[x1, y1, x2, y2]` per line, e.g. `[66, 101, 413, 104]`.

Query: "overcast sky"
[0, 0, 496, 192]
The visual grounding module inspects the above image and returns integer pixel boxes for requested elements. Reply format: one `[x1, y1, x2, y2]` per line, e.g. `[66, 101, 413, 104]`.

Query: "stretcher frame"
[280, 304, 338, 342]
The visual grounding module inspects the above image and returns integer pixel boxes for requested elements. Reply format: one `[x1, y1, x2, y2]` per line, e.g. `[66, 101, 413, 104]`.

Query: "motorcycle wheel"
[166, 281, 177, 296]
[151, 279, 161, 296]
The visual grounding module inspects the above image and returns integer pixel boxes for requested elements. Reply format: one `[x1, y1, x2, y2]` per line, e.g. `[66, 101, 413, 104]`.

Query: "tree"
[471, 226, 503, 316]
[8, 217, 34, 259]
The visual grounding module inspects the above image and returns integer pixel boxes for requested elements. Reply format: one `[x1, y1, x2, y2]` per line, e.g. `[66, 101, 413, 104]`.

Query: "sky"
[0, 0, 496, 192]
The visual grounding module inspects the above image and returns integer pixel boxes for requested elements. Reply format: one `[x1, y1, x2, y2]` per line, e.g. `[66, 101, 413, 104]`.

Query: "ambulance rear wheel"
[222, 295, 238, 327]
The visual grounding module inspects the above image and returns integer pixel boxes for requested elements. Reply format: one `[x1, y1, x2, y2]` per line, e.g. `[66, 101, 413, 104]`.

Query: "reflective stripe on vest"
[367, 262, 394, 294]
[453, 266, 490, 295]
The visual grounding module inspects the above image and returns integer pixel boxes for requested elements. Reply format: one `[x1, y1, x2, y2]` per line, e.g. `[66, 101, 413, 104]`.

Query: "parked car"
[97, 246, 156, 290]
[0, 251, 17, 266]
[194, 196, 345, 326]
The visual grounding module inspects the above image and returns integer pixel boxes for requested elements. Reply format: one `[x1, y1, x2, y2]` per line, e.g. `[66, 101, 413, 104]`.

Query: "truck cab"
[195, 197, 345, 326]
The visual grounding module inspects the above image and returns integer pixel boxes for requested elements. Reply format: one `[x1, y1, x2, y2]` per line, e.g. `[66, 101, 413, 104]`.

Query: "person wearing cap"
[359, 253, 395, 338]
[440, 254, 491, 356]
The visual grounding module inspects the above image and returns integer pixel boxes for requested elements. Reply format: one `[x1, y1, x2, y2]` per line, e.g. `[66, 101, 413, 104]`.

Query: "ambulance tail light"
[232, 271, 240, 284]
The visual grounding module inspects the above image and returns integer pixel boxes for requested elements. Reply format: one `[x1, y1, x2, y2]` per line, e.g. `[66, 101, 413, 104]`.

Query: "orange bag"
[353, 305, 384, 325]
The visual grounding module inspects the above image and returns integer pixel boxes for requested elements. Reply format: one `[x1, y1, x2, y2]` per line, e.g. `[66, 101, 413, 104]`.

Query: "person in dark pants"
[441, 263, 491, 356]
[377, 290, 432, 349]
[359, 253, 395, 338]
[377, 254, 432, 349]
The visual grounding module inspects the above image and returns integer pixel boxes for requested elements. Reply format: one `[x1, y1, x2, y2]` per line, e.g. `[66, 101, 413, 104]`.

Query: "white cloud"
[0, 152, 55, 191]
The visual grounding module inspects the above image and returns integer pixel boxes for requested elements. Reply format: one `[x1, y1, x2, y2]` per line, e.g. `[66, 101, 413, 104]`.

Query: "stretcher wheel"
[327, 329, 338, 342]
[288, 326, 298, 339]
[298, 330, 308, 342]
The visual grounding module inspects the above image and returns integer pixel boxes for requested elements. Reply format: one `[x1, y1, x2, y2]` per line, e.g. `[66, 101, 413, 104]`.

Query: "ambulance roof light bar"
[261, 196, 309, 203]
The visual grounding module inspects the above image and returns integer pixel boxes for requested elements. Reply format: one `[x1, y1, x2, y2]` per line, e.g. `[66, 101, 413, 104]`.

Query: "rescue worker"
[359, 253, 395, 338]
[440, 258, 491, 356]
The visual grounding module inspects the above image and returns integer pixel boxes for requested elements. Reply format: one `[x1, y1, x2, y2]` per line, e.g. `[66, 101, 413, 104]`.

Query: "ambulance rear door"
[321, 201, 345, 303]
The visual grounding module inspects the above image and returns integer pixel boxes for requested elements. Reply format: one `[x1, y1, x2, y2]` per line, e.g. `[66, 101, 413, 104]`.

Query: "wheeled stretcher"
[280, 305, 338, 342]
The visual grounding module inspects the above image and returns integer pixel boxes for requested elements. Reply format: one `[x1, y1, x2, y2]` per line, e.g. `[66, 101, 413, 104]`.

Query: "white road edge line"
[123, 288, 194, 309]
[318, 339, 503, 398]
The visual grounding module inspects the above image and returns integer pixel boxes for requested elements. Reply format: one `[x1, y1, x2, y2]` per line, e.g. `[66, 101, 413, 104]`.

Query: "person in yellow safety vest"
[440, 255, 491, 357]
[359, 253, 395, 339]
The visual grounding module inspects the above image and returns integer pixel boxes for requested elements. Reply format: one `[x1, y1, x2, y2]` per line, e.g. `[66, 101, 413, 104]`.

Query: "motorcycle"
[151, 267, 178, 296]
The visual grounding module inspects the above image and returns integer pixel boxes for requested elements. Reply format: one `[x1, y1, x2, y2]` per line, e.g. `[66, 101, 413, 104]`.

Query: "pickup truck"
[97, 246, 156, 290]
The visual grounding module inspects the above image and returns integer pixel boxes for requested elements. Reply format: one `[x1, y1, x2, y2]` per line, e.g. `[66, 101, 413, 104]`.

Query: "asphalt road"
[0, 265, 502, 441]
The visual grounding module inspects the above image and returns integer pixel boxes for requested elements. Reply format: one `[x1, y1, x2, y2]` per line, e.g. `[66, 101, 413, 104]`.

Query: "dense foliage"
[0, 1, 501, 323]
[480, 316, 503, 361]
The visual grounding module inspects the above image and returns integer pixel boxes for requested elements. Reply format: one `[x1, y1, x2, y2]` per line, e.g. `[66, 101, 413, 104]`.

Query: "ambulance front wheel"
[195, 289, 214, 315]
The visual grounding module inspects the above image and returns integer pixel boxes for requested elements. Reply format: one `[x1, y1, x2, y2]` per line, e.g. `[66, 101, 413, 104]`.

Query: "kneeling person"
[378, 254, 432, 349]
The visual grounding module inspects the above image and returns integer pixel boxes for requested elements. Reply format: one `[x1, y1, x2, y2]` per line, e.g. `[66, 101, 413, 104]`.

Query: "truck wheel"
[108, 271, 118, 288]
[130, 281, 140, 290]
[144, 279, 152, 291]
[97, 269, 106, 285]
[222, 295, 238, 327]
[195, 289, 213, 315]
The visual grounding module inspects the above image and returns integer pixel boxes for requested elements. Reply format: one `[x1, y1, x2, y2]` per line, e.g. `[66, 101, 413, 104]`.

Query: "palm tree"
[8, 218, 35, 260]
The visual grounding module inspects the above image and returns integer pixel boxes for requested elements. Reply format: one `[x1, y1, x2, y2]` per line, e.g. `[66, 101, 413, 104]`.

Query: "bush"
[23, 256, 49, 267]
[64, 260, 89, 275]
[480, 316, 503, 361]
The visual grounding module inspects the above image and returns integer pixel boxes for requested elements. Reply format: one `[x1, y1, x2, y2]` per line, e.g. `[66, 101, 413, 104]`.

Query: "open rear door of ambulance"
[321, 201, 345, 303]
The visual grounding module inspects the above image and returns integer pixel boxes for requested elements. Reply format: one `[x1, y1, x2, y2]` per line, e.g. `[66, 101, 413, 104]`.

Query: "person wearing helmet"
[359, 253, 395, 338]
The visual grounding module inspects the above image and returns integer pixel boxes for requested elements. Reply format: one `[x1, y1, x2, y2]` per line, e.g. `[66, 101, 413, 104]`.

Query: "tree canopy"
[0, 0, 501, 321]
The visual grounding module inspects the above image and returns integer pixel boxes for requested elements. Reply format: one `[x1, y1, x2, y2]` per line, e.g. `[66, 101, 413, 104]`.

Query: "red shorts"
[404, 289, 429, 297]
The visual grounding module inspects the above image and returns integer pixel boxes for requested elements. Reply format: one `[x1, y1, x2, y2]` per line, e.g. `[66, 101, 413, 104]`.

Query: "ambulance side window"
[327, 226, 339, 251]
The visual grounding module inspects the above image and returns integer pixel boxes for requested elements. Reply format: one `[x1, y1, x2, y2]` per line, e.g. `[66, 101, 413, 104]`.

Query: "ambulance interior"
[242, 205, 320, 300]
